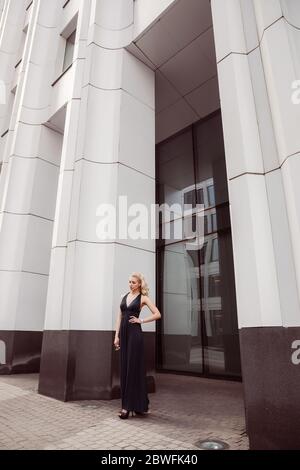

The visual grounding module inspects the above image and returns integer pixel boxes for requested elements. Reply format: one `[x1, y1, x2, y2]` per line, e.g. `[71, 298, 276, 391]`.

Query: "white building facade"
[0, 0, 300, 450]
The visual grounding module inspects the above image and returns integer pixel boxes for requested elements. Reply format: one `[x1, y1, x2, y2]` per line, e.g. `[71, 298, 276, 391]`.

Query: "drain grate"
[195, 439, 229, 450]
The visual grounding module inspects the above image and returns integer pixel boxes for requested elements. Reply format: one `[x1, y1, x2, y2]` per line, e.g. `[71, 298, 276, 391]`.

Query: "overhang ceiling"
[126, 0, 220, 143]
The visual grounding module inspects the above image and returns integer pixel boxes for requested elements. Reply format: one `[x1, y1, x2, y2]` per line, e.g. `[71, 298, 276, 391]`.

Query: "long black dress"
[119, 292, 149, 413]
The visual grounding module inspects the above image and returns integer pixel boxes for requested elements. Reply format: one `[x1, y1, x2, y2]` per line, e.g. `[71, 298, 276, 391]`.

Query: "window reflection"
[63, 29, 76, 73]
[161, 242, 202, 372]
[211, 237, 219, 262]
[157, 111, 241, 378]
[207, 185, 215, 207]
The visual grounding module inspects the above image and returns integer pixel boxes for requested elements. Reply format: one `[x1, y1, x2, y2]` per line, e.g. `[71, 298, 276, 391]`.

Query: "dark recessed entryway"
[155, 111, 241, 380]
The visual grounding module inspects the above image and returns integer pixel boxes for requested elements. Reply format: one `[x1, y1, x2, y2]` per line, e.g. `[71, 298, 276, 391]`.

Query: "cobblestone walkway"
[0, 373, 248, 450]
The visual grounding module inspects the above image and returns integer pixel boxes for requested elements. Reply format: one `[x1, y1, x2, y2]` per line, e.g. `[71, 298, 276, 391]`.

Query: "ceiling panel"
[162, 0, 212, 50]
[125, 42, 157, 70]
[136, 18, 182, 68]
[159, 28, 217, 96]
[155, 70, 181, 113]
[185, 75, 220, 118]
[131, 0, 220, 143]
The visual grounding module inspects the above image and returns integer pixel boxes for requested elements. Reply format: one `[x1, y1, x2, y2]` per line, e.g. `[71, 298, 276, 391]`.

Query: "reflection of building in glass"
[184, 179, 223, 360]
[157, 112, 240, 377]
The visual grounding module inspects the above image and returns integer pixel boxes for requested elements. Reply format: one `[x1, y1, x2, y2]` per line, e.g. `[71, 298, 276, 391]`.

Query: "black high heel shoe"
[119, 410, 134, 419]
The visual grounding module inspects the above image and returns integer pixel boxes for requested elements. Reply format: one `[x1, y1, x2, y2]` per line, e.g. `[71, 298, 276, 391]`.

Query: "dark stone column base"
[240, 326, 300, 450]
[0, 331, 43, 374]
[38, 330, 156, 402]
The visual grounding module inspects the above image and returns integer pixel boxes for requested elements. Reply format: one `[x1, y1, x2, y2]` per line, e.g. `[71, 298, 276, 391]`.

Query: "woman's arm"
[114, 309, 122, 338]
[129, 296, 161, 324]
[114, 307, 122, 348]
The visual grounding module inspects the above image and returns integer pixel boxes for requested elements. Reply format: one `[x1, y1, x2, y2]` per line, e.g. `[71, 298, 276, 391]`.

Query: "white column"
[0, 0, 26, 168]
[211, 0, 300, 450]
[0, 0, 63, 372]
[0, 0, 5, 22]
[212, 0, 300, 330]
[39, 0, 156, 401]
[255, 0, 300, 306]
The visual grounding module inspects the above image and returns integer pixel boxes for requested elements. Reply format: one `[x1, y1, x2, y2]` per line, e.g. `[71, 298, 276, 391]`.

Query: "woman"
[114, 272, 161, 419]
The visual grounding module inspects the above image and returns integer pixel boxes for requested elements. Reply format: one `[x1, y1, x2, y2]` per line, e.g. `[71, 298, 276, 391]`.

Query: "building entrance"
[156, 110, 241, 379]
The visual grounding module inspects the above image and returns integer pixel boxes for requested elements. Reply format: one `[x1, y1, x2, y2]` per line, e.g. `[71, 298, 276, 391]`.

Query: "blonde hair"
[131, 272, 149, 296]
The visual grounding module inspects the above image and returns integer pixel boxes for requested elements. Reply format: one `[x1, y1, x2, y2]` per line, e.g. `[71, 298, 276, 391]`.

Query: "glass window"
[184, 189, 196, 208]
[160, 242, 203, 373]
[211, 211, 217, 232]
[208, 274, 221, 297]
[208, 185, 215, 207]
[156, 111, 241, 378]
[211, 237, 219, 262]
[157, 129, 195, 221]
[204, 214, 208, 235]
[194, 113, 229, 207]
[196, 187, 204, 205]
[63, 30, 76, 72]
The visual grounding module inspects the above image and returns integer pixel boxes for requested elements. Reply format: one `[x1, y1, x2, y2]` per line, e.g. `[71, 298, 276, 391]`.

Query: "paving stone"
[0, 373, 249, 450]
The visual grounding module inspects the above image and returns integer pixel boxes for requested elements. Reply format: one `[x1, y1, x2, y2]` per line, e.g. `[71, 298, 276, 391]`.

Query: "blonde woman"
[114, 272, 161, 419]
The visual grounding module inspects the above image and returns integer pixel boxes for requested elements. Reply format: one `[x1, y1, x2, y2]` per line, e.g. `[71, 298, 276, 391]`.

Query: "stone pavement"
[0, 373, 249, 450]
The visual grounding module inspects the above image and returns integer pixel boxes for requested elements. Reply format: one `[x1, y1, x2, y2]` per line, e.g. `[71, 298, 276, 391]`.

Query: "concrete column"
[211, 0, 300, 449]
[0, 0, 5, 21]
[38, 0, 156, 401]
[0, 0, 63, 373]
[0, 0, 26, 169]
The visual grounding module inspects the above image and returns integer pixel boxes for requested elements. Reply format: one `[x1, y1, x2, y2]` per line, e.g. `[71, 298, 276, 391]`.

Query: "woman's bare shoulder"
[140, 294, 150, 305]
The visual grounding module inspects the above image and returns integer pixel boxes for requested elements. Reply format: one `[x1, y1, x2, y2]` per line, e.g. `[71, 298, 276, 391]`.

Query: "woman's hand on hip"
[129, 316, 142, 324]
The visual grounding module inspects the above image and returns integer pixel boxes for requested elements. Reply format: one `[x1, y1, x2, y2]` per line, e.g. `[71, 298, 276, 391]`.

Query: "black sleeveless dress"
[119, 292, 149, 413]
